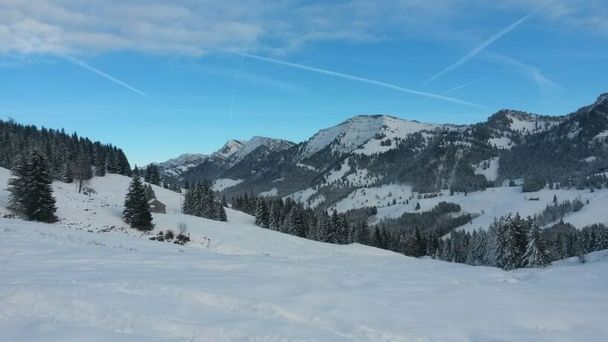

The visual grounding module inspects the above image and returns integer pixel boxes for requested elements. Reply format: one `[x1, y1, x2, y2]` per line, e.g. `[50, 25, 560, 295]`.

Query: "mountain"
[155, 153, 208, 178]
[158, 93, 608, 219]
[158, 136, 295, 184]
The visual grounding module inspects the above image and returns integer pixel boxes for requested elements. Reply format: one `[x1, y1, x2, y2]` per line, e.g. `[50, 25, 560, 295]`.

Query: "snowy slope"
[372, 186, 608, 232]
[301, 115, 448, 158]
[1, 219, 607, 341]
[0, 167, 607, 340]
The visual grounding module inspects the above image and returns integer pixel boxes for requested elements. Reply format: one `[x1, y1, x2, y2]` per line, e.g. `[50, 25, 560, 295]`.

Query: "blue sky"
[0, 0, 607, 165]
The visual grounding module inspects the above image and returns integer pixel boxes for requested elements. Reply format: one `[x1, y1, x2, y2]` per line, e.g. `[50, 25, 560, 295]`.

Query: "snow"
[324, 158, 351, 184]
[488, 136, 512, 149]
[155, 153, 208, 177]
[295, 162, 317, 171]
[214, 139, 245, 159]
[374, 186, 608, 232]
[0, 167, 607, 340]
[1, 219, 607, 341]
[505, 112, 561, 134]
[584, 156, 597, 163]
[474, 157, 500, 182]
[259, 188, 278, 197]
[212, 178, 243, 192]
[284, 187, 318, 206]
[228, 136, 293, 165]
[301, 115, 446, 158]
[333, 184, 413, 213]
[594, 129, 608, 140]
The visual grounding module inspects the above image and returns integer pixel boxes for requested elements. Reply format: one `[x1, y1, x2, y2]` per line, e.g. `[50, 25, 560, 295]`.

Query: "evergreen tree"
[122, 176, 153, 231]
[466, 230, 488, 265]
[254, 198, 270, 228]
[522, 223, 550, 267]
[7, 154, 27, 214]
[60, 162, 73, 183]
[215, 201, 227, 222]
[143, 183, 156, 201]
[9, 151, 58, 223]
[269, 201, 282, 231]
[353, 221, 370, 245]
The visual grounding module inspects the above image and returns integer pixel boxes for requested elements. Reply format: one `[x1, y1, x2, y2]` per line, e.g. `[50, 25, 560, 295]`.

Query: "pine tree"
[9, 151, 58, 223]
[215, 201, 227, 222]
[143, 184, 156, 201]
[60, 162, 73, 183]
[122, 176, 153, 231]
[254, 198, 270, 228]
[7, 154, 27, 214]
[353, 221, 370, 245]
[269, 201, 282, 231]
[466, 230, 488, 265]
[522, 223, 551, 267]
[287, 206, 305, 237]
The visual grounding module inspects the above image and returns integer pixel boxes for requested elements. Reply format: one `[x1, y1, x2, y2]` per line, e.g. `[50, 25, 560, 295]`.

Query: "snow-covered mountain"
[301, 114, 457, 157]
[158, 136, 294, 181]
[167, 94, 608, 208]
[0, 167, 606, 341]
[155, 153, 208, 177]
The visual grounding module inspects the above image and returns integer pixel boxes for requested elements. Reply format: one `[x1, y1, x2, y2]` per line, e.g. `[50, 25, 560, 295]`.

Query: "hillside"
[0, 169, 606, 341]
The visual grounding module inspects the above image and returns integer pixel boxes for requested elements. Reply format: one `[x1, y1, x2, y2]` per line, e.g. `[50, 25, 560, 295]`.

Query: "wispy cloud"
[0, 1, 605, 57]
[233, 52, 486, 109]
[421, 10, 538, 86]
[61, 54, 155, 101]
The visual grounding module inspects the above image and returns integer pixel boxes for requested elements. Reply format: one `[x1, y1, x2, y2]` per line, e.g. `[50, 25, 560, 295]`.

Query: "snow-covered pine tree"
[10, 151, 58, 223]
[254, 198, 269, 228]
[144, 183, 156, 201]
[61, 162, 73, 183]
[353, 221, 370, 245]
[269, 201, 282, 231]
[122, 176, 153, 231]
[215, 201, 227, 222]
[522, 223, 551, 267]
[7, 154, 27, 215]
[466, 230, 488, 265]
[495, 214, 527, 270]
[201, 185, 216, 219]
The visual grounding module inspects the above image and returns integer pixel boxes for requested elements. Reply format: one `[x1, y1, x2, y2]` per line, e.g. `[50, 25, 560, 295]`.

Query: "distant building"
[148, 198, 166, 214]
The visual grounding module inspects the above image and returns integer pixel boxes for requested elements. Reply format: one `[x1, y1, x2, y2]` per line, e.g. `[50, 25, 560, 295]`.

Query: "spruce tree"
[254, 198, 270, 228]
[9, 151, 58, 223]
[522, 223, 551, 267]
[215, 202, 227, 222]
[122, 176, 153, 231]
[7, 154, 27, 215]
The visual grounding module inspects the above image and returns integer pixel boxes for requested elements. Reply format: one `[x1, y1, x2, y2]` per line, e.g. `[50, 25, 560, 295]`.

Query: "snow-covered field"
[1, 168, 607, 341]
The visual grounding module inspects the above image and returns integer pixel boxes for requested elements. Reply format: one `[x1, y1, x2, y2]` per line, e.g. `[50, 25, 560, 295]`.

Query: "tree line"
[182, 181, 227, 222]
[0, 119, 131, 182]
[232, 193, 608, 270]
[437, 214, 608, 269]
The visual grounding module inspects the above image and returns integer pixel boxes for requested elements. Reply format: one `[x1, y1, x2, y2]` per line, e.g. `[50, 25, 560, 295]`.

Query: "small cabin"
[148, 198, 166, 214]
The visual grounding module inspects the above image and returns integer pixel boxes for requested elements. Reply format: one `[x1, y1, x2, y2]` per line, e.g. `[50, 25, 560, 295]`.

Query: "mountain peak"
[302, 114, 445, 158]
[215, 139, 246, 159]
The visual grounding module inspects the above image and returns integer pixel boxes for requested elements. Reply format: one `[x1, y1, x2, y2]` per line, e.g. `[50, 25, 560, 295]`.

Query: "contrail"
[61, 55, 155, 101]
[421, 10, 538, 86]
[232, 52, 485, 109]
[441, 77, 488, 95]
